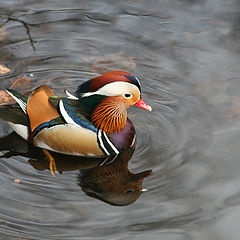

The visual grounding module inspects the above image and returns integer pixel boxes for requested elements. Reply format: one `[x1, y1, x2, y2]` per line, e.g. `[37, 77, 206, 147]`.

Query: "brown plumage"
[91, 96, 128, 134]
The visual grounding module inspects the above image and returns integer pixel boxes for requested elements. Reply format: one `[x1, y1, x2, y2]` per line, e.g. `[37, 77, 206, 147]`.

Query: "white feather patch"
[65, 90, 79, 100]
[6, 90, 27, 114]
[81, 82, 139, 97]
[59, 100, 79, 125]
[8, 122, 28, 140]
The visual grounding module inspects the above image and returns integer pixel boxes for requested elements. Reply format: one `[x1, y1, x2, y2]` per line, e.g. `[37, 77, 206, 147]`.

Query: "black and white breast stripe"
[97, 130, 119, 156]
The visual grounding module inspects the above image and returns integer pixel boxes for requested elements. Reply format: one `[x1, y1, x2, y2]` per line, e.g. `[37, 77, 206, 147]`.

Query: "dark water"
[0, 0, 240, 239]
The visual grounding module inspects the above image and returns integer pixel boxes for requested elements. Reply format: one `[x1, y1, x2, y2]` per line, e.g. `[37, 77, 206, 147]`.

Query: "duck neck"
[91, 96, 128, 134]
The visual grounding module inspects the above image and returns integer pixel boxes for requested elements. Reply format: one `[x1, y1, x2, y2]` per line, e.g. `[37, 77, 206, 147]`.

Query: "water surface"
[0, 0, 240, 239]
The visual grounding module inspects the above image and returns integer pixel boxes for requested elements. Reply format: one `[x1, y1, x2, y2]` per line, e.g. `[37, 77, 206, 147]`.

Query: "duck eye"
[124, 93, 132, 98]
[125, 189, 135, 194]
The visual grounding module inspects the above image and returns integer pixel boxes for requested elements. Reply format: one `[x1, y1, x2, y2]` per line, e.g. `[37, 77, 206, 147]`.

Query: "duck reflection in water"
[0, 128, 152, 206]
[78, 146, 152, 206]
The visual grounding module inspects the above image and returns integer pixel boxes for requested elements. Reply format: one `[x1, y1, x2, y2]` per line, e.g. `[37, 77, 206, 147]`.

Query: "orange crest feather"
[91, 97, 127, 134]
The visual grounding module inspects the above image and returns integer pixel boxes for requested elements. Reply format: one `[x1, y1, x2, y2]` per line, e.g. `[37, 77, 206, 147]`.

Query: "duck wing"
[49, 95, 98, 133]
[0, 103, 27, 125]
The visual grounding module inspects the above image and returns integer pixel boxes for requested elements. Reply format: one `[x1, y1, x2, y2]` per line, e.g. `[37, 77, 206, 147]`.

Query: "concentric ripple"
[1, 0, 240, 239]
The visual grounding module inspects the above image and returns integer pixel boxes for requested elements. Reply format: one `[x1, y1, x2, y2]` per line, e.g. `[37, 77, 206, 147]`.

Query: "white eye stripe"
[81, 82, 139, 97]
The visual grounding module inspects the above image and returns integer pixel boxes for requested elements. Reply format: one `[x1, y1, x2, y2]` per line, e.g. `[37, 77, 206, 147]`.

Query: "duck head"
[75, 71, 152, 134]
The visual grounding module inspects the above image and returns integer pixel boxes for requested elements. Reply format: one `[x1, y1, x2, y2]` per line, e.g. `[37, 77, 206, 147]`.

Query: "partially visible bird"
[79, 146, 152, 206]
[0, 71, 152, 174]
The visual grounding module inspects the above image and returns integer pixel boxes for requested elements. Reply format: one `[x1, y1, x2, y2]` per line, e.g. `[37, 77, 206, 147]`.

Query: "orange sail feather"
[27, 85, 60, 132]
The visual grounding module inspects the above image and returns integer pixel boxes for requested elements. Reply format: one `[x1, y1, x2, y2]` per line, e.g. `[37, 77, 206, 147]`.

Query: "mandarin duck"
[0, 71, 151, 174]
